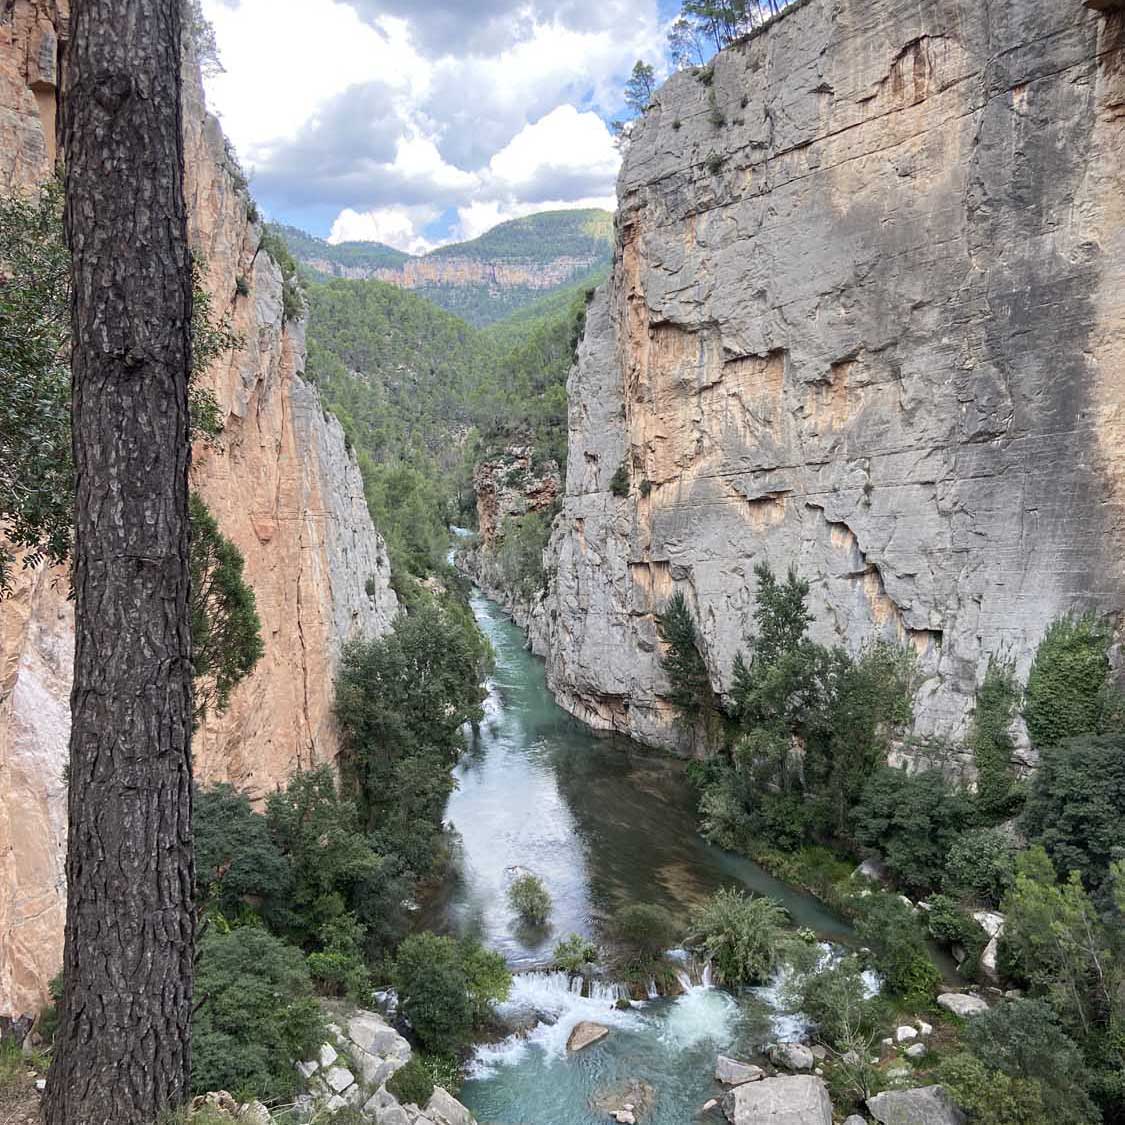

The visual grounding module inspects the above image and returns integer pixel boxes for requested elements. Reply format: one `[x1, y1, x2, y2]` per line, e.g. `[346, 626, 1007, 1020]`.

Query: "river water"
[430, 592, 853, 1124]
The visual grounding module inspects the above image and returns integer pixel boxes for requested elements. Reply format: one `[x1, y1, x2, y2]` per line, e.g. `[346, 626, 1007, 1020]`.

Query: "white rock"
[702, 1099, 719, 1112]
[810, 1045, 827, 1060]
[324, 1095, 347, 1114]
[937, 992, 990, 1018]
[723, 1076, 832, 1125]
[324, 1065, 355, 1093]
[35, 1078, 46, 1093]
[374, 1107, 410, 1125]
[613, 1113, 636, 1125]
[843, 1117, 868, 1125]
[904, 1042, 927, 1059]
[715, 1055, 764, 1085]
[425, 1086, 477, 1125]
[768, 1043, 815, 1072]
[972, 911, 1005, 939]
[918, 1021, 933, 1037]
[868, 1085, 966, 1124]
[238, 1101, 271, 1125]
[296, 1059, 318, 1081]
[318, 1043, 338, 1069]
[852, 858, 888, 883]
[895, 1025, 918, 1042]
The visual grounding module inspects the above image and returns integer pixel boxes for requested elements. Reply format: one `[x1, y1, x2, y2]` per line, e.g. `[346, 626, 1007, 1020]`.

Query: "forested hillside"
[278, 209, 612, 326]
[303, 264, 599, 583]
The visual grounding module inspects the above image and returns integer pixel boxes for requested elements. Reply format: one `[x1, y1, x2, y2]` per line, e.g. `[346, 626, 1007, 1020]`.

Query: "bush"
[687, 887, 789, 985]
[611, 903, 680, 963]
[851, 892, 940, 1004]
[392, 933, 510, 1053]
[971, 659, 1022, 819]
[944, 826, 1017, 907]
[852, 767, 977, 895]
[553, 933, 598, 973]
[1020, 732, 1125, 891]
[1023, 614, 1115, 748]
[386, 1056, 434, 1108]
[192, 927, 324, 1101]
[924, 894, 987, 977]
[495, 511, 551, 599]
[508, 873, 552, 926]
[609, 462, 630, 497]
[796, 956, 874, 1047]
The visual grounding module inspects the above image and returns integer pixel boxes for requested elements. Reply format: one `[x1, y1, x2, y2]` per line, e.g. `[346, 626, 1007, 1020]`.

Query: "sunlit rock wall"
[536, 0, 1125, 755]
[0, 1, 397, 1023]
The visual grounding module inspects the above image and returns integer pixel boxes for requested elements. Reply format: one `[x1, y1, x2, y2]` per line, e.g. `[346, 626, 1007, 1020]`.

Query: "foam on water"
[659, 984, 739, 1050]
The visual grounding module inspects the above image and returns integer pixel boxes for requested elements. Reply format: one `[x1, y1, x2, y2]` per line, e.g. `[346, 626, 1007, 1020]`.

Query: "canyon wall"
[0, 1, 397, 1023]
[533, 0, 1125, 755]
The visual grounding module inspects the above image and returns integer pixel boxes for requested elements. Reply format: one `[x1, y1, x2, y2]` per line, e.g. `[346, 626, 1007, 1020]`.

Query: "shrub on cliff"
[192, 927, 323, 1101]
[1023, 614, 1118, 748]
[508, 873, 552, 926]
[386, 1057, 434, 1108]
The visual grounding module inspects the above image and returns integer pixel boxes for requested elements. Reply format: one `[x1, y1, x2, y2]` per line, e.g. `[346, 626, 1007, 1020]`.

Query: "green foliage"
[1024, 614, 1116, 748]
[940, 1000, 1100, 1125]
[386, 1057, 434, 1108]
[192, 927, 323, 1101]
[610, 903, 680, 979]
[944, 826, 1018, 907]
[658, 591, 714, 721]
[189, 493, 264, 719]
[668, 0, 792, 66]
[1020, 733, 1125, 892]
[335, 599, 489, 863]
[851, 892, 940, 1003]
[852, 767, 977, 895]
[971, 659, 1022, 819]
[392, 933, 511, 1054]
[624, 60, 657, 115]
[495, 512, 552, 600]
[925, 894, 988, 976]
[306, 912, 372, 999]
[258, 226, 305, 321]
[193, 783, 291, 919]
[686, 887, 789, 985]
[609, 462, 630, 497]
[508, 873, 552, 926]
[795, 956, 876, 1047]
[553, 933, 598, 973]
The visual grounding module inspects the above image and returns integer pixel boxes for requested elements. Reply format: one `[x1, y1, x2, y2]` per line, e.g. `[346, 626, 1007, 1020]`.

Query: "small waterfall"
[700, 960, 714, 988]
[673, 968, 693, 993]
[646, 978, 659, 999]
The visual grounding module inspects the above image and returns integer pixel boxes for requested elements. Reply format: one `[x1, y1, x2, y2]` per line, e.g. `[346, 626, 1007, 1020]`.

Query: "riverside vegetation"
[651, 566, 1125, 1123]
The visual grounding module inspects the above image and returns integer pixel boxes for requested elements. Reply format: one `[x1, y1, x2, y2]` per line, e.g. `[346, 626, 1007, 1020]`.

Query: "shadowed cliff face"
[530, 0, 1125, 756]
[0, 0, 398, 1023]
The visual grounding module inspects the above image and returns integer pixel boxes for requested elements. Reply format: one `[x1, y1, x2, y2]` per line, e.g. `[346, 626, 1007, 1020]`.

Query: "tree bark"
[45, 1, 195, 1122]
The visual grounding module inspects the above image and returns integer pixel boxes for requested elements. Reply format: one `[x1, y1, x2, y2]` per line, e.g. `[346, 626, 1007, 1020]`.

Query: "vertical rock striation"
[0, 1, 397, 1022]
[535, 0, 1125, 754]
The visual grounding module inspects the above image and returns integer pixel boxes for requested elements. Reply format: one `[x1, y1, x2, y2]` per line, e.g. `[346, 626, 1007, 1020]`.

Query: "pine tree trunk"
[45, 1, 195, 1121]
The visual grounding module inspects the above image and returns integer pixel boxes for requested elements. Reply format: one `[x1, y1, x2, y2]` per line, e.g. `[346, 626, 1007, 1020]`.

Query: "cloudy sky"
[200, 0, 681, 252]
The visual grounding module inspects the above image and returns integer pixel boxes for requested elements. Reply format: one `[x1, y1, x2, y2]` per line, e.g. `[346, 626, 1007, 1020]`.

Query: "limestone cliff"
[534, 0, 1125, 755]
[0, 1, 397, 1023]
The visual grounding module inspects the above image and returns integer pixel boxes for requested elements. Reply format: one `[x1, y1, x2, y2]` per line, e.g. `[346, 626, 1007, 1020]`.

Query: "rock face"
[534, 0, 1125, 756]
[0, 2, 397, 1023]
[722, 1075, 832, 1125]
[867, 1085, 966, 1125]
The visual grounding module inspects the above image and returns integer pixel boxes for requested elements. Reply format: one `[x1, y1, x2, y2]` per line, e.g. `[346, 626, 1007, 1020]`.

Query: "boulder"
[867, 1086, 966, 1124]
[843, 1118, 868, 1125]
[593, 1079, 655, 1119]
[715, 1056, 764, 1086]
[349, 1011, 408, 1058]
[917, 1021, 933, 1037]
[373, 1107, 410, 1125]
[722, 1076, 832, 1125]
[895, 1026, 918, 1043]
[324, 1065, 355, 1094]
[936, 993, 989, 1018]
[567, 1020, 610, 1052]
[425, 1086, 477, 1125]
[238, 1104, 271, 1125]
[904, 1043, 927, 1059]
[767, 1042, 815, 1071]
[318, 1043, 338, 1069]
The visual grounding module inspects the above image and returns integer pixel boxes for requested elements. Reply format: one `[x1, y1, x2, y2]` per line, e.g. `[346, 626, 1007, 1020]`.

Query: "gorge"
[1, 0, 1124, 1123]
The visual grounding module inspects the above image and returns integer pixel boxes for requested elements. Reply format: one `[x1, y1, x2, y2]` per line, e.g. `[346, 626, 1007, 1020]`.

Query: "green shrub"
[795, 956, 874, 1047]
[943, 826, 1017, 907]
[508, 873, 552, 926]
[386, 1056, 434, 1108]
[192, 927, 324, 1101]
[852, 767, 977, 895]
[552, 933, 598, 973]
[687, 887, 789, 985]
[970, 659, 1023, 819]
[306, 913, 372, 999]
[259, 227, 305, 321]
[938, 1052, 1053, 1125]
[235, 274, 250, 297]
[925, 894, 987, 977]
[611, 903, 679, 961]
[1020, 733, 1125, 891]
[495, 512, 552, 598]
[609, 462, 630, 497]
[392, 933, 510, 1053]
[851, 892, 940, 1004]
[1023, 614, 1115, 748]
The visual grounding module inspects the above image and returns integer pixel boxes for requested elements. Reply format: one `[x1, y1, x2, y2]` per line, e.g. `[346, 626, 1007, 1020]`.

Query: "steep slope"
[532, 0, 1125, 754]
[0, 1, 397, 1025]
[280, 208, 613, 326]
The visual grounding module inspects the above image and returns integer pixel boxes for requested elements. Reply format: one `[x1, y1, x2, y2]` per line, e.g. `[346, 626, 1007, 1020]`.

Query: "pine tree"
[658, 590, 713, 718]
[624, 60, 657, 115]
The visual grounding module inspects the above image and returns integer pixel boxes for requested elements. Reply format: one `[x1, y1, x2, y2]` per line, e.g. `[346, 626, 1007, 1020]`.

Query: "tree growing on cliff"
[624, 60, 657, 114]
[46, 0, 197, 1119]
[658, 591, 714, 720]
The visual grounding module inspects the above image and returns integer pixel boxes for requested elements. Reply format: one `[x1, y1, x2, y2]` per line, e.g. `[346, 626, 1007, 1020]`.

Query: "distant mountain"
[272, 208, 613, 327]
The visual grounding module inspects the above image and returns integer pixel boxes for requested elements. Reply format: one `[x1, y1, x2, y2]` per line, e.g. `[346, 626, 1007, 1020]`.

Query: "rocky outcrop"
[867, 1085, 966, 1125]
[722, 1074, 833, 1125]
[536, 0, 1125, 755]
[0, 2, 397, 1023]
